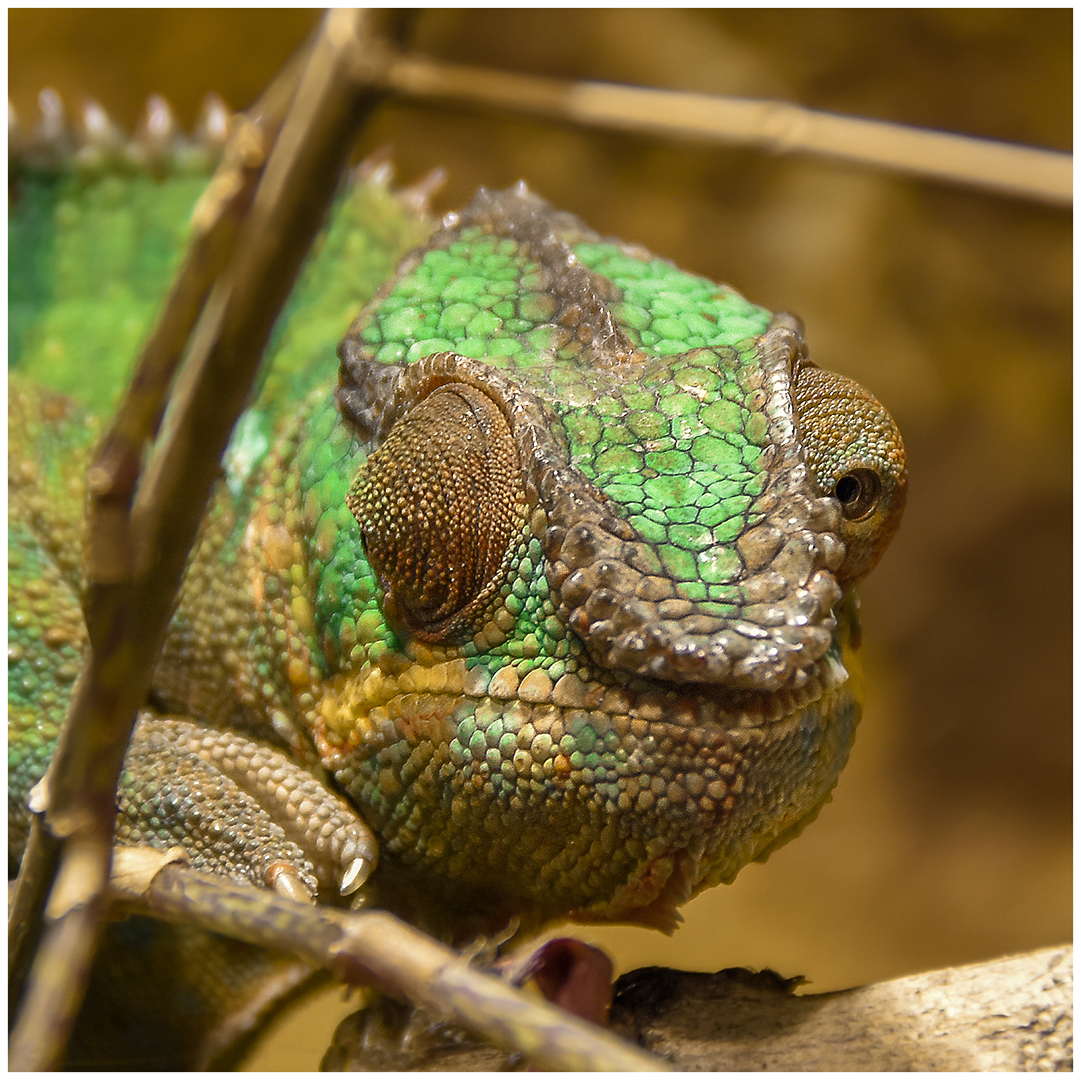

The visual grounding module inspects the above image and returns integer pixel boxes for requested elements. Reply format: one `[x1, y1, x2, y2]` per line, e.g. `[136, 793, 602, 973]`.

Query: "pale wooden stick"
[383, 55, 1071, 207]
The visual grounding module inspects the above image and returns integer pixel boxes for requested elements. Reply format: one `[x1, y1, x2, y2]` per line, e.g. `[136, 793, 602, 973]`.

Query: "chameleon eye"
[793, 362, 907, 589]
[345, 382, 526, 644]
[833, 467, 883, 522]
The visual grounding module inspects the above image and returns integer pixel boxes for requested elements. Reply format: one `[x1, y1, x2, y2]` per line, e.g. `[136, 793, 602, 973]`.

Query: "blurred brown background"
[9, 9, 1071, 1070]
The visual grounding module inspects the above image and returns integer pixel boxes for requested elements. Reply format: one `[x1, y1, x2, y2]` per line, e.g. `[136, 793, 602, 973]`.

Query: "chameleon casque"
[9, 95, 907, 1066]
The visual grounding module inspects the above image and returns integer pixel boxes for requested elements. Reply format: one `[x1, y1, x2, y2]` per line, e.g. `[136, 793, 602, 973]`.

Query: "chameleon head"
[325, 187, 906, 935]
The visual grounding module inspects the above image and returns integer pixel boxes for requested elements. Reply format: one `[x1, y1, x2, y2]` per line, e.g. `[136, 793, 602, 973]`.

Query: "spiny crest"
[9, 89, 230, 175]
[8, 88, 449, 218]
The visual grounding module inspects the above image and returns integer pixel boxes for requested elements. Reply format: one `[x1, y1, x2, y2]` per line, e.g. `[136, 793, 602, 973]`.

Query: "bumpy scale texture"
[10, 180, 906, 949]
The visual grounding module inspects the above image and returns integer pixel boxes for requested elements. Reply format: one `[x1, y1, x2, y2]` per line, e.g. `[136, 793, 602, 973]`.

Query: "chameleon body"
[9, 116, 906, 1062]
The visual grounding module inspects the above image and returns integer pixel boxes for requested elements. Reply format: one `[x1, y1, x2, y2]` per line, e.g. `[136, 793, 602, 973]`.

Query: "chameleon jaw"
[319, 613, 858, 934]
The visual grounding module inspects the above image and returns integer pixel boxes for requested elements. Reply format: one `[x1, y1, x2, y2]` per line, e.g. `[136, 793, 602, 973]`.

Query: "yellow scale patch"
[317, 657, 469, 747]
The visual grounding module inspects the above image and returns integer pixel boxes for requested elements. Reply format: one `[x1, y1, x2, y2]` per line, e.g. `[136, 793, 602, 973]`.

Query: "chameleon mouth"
[393, 646, 858, 931]
[460, 631, 852, 731]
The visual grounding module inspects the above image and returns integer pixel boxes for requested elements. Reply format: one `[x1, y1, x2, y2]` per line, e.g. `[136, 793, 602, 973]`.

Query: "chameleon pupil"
[835, 468, 881, 521]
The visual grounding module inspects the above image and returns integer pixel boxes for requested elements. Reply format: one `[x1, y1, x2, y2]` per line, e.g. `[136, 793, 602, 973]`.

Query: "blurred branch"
[332, 945, 1072, 1070]
[381, 54, 1072, 207]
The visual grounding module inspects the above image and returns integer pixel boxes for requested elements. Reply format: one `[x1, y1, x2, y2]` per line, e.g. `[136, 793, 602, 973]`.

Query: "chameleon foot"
[118, 714, 379, 900]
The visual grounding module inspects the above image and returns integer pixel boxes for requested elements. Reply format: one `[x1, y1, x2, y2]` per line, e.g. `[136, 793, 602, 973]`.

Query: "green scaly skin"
[9, 151, 435, 1067]
[10, 143, 906, 1062]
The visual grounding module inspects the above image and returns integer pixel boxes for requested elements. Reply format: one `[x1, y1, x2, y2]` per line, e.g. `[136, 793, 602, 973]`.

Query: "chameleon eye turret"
[346, 375, 528, 645]
[792, 360, 908, 589]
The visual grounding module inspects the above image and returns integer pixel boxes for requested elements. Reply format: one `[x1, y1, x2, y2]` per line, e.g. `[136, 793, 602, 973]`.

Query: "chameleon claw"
[339, 855, 374, 897]
[266, 860, 315, 904]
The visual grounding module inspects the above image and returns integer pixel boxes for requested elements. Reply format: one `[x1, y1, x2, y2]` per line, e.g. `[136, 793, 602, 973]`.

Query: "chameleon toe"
[340, 853, 377, 897]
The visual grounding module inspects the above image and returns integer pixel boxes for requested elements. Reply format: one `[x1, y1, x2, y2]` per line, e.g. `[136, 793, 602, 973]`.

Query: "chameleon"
[9, 95, 907, 1066]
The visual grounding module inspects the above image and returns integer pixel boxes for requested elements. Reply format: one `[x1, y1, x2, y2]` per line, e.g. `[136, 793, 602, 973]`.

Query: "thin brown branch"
[7, 10, 399, 1069]
[382, 55, 1072, 206]
[7, 94, 269, 1077]
[107, 852, 667, 1072]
